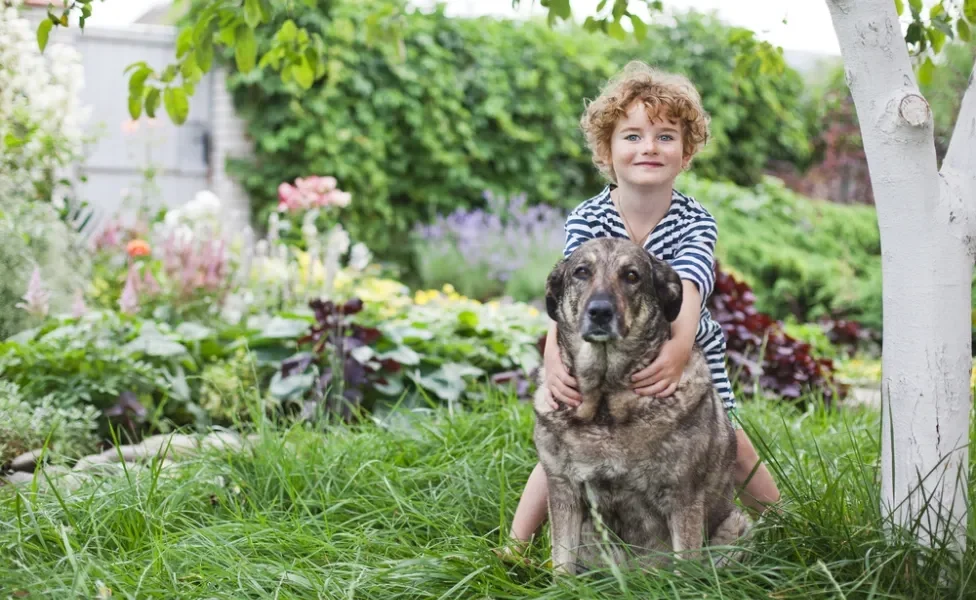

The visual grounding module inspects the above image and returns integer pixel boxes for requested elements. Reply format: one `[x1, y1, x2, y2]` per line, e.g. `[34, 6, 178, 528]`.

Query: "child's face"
[609, 101, 689, 189]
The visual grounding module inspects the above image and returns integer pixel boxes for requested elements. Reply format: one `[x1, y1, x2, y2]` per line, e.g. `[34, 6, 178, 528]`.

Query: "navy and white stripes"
[562, 185, 736, 410]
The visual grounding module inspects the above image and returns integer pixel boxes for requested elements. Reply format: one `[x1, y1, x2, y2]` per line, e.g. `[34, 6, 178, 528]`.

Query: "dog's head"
[546, 238, 683, 344]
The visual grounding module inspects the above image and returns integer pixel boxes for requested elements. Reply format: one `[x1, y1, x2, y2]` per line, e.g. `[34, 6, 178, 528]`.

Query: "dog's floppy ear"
[650, 257, 683, 323]
[545, 258, 569, 322]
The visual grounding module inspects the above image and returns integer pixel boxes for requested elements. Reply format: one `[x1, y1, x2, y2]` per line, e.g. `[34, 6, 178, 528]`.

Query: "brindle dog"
[533, 237, 749, 575]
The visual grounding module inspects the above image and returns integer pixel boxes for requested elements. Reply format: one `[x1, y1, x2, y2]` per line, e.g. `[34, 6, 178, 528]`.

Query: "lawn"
[1, 393, 974, 599]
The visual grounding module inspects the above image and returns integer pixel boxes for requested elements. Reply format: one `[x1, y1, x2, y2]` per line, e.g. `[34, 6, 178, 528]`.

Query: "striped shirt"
[562, 184, 735, 410]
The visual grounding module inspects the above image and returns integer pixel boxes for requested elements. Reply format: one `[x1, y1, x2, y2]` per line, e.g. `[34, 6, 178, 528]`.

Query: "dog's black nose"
[586, 299, 614, 325]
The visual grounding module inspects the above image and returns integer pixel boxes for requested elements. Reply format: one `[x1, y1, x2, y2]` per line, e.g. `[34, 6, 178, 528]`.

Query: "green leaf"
[629, 14, 647, 41]
[293, 56, 314, 89]
[175, 322, 214, 342]
[235, 25, 257, 73]
[929, 27, 946, 53]
[376, 345, 421, 366]
[917, 56, 935, 86]
[457, 310, 478, 329]
[145, 88, 161, 118]
[3, 133, 26, 148]
[966, 0, 976, 23]
[195, 39, 214, 72]
[908, 0, 922, 16]
[268, 371, 315, 400]
[611, 0, 626, 21]
[123, 334, 188, 358]
[547, 0, 571, 20]
[37, 19, 53, 52]
[176, 27, 193, 58]
[163, 87, 190, 125]
[959, 18, 972, 42]
[894, 0, 905, 15]
[128, 66, 151, 97]
[257, 317, 309, 340]
[217, 23, 236, 45]
[607, 19, 626, 40]
[244, 0, 263, 28]
[128, 93, 142, 120]
[278, 19, 298, 43]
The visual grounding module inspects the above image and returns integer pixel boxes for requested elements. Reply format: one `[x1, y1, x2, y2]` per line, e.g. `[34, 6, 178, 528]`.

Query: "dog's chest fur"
[533, 349, 733, 551]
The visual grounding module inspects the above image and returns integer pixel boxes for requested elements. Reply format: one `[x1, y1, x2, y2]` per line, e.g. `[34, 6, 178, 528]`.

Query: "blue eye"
[625, 134, 640, 142]
[659, 134, 674, 141]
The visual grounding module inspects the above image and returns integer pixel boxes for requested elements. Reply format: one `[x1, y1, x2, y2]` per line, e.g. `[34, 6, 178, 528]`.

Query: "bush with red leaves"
[708, 265, 847, 405]
[278, 298, 401, 422]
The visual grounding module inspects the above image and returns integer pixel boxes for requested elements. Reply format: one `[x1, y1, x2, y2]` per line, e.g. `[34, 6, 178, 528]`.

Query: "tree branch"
[940, 57, 976, 229]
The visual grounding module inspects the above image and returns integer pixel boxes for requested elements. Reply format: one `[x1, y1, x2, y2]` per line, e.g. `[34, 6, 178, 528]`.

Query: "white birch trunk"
[825, 0, 976, 551]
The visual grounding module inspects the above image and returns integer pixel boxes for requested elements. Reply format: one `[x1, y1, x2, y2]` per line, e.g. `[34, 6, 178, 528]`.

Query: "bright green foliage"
[0, 381, 100, 465]
[216, 0, 810, 263]
[900, 0, 976, 85]
[682, 175, 884, 329]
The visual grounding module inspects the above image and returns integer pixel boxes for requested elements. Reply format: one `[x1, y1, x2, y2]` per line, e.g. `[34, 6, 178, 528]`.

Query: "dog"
[533, 237, 749, 575]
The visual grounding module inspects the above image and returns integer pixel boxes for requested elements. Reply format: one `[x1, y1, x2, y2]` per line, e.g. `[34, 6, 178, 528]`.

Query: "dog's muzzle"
[580, 295, 619, 342]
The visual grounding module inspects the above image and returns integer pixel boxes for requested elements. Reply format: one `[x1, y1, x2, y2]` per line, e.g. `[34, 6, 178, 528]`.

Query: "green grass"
[1, 394, 974, 599]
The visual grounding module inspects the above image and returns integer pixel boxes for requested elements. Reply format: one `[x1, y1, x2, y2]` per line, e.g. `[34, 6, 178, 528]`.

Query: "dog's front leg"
[669, 497, 705, 561]
[548, 479, 583, 575]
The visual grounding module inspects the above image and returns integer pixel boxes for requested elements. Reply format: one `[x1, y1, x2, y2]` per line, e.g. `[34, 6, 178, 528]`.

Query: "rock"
[8, 448, 45, 472]
[2, 471, 36, 486]
[72, 452, 117, 471]
[847, 386, 881, 409]
[200, 431, 243, 452]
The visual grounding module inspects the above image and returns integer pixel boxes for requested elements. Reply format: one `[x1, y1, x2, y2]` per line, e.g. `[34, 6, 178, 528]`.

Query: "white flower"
[187, 190, 221, 219]
[349, 242, 372, 271]
[0, 5, 89, 203]
[326, 225, 351, 256]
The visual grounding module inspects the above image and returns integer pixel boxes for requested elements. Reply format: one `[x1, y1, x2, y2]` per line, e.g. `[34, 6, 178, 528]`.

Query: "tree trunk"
[826, 0, 976, 551]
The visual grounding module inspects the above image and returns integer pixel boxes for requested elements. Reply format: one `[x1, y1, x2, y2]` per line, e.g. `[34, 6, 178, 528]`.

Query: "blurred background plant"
[411, 190, 564, 303]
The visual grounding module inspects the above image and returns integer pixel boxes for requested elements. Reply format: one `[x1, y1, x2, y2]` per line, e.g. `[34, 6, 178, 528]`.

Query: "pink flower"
[119, 264, 140, 315]
[71, 289, 88, 318]
[277, 175, 350, 212]
[142, 269, 161, 296]
[16, 268, 50, 318]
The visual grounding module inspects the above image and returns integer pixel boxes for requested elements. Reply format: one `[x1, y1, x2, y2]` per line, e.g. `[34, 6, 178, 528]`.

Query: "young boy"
[504, 60, 781, 555]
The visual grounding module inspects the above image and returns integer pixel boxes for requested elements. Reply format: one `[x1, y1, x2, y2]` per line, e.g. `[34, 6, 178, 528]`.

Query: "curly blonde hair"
[580, 60, 711, 183]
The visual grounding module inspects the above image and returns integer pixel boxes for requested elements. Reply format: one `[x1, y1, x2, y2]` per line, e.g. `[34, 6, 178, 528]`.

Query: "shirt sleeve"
[562, 206, 597, 258]
[670, 215, 718, 305]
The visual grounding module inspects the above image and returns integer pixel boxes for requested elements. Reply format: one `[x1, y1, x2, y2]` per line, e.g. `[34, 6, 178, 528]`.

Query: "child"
[503, 60, 781, 556]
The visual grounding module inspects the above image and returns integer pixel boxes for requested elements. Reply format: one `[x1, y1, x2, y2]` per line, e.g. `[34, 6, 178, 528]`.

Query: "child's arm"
[631, 281, 700, 398]
[631, 212, 718, 398]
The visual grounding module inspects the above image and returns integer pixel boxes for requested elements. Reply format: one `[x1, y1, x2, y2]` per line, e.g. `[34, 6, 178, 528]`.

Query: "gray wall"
[22, 10, 253, 232]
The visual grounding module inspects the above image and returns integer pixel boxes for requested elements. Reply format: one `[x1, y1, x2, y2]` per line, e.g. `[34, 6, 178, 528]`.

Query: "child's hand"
[631, 338, 691, 398]
[544, 350, 580, 409]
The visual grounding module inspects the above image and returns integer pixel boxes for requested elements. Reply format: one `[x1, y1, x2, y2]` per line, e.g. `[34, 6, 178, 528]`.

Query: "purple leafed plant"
[280, 298, 400, 422]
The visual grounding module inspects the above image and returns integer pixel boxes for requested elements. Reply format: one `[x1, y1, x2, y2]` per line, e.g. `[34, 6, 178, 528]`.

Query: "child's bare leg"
[733, 428, 780, 514]
[508, 462, 550, 542]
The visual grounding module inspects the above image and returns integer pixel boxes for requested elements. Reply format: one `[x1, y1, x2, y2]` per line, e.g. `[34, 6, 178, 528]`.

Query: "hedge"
[203, 0, 811, 265]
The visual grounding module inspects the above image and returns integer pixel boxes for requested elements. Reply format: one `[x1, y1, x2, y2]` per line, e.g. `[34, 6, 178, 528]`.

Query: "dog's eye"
[623, 270, 640, 284]
[573, 266, 590, 279]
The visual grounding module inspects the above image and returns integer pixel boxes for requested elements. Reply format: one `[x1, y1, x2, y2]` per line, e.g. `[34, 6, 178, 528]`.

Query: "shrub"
[681, 174, 883, 330]
[206, 0, 810, 264]
[0, 381, 100, 465]
[708, 266, 846, 405]
[0, 198, 91, 339]
[0, 1, 90, 207]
